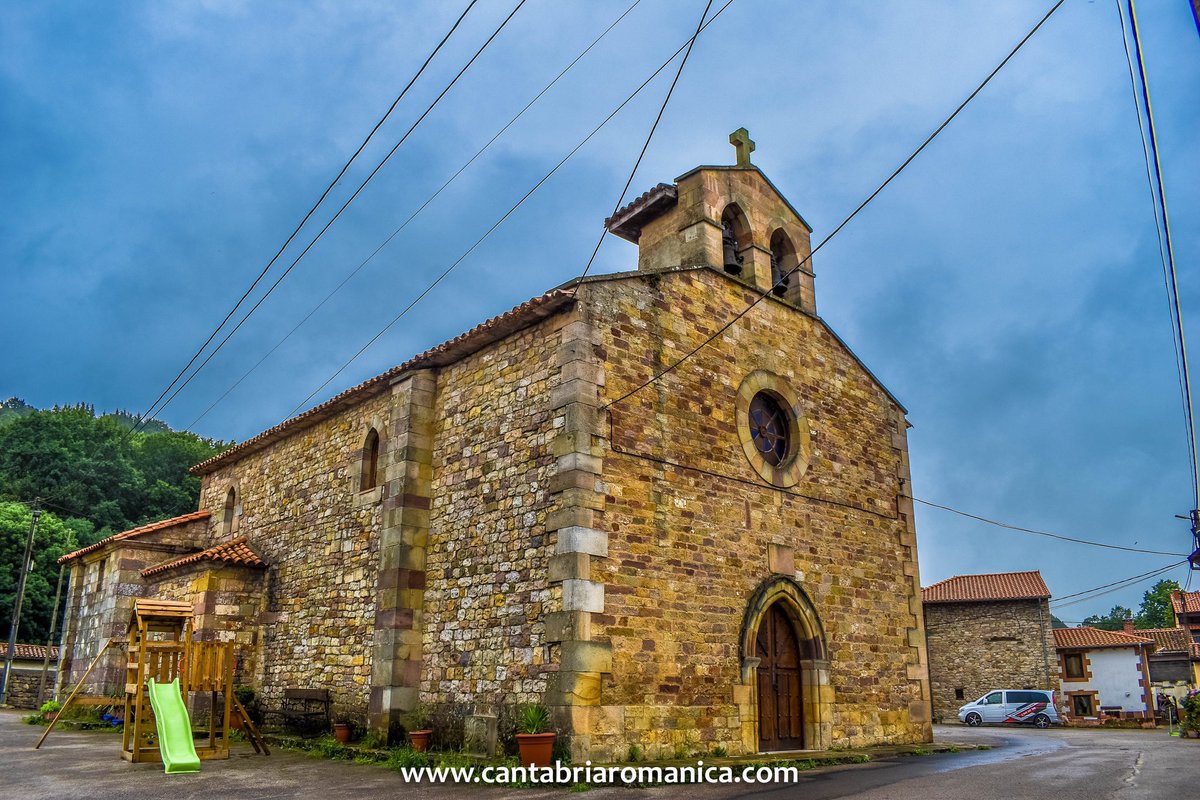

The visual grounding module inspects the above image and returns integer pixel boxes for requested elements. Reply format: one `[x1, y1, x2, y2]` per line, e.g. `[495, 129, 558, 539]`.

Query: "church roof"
[58, 510, 212, 564]
[191, 288, 576, 475]
[922, 570, 1051, 603]
[1054, 626, 1153, 651]
[141, 536, 268, 578]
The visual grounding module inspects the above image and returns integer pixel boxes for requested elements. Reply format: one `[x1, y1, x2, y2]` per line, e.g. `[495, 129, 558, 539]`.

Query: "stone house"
[58, 135, 932, 759]
[0, 643, 58, 709]
[1053, 626, 1154, 721]
[922, 571, 1057, 722]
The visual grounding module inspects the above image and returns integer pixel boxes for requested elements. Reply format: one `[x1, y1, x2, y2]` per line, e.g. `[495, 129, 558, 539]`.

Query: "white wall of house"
[1064, 648, 1146, 712]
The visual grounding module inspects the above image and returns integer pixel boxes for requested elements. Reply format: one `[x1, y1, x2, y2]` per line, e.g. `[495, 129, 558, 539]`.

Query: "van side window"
[985, 692, 1003, 705]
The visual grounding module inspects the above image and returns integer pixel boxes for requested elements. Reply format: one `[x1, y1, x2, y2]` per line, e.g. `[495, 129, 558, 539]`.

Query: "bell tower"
[604, 129, 816, 313]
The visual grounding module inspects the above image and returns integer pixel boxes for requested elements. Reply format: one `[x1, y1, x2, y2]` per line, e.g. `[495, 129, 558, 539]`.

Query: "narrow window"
[769, 229, 798, 296]
[361, 428, 381, 491]
[1064, 653, 1084, 679]
[954, 688, 965, 700]
[96, 558, 107, 590]
[222, 487, 237, 535]
[721, 204, 750, 275]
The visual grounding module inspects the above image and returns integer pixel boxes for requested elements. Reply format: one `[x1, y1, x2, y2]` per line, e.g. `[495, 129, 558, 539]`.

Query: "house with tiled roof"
[57, 135, 934, 758]
[1054, 626, 1154, 721]
[921, 571, 1057, 723]
[1171, 590, 1200, 643]
[0, 642, 58, 710]
[1133, 623, 1200, 705]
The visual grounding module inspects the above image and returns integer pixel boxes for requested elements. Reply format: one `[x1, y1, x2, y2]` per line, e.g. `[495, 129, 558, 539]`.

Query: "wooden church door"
[756, 603, 805, 751]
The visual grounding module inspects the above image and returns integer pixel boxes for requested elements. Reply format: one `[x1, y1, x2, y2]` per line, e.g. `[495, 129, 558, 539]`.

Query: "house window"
[1072, 694, 1094, 716]
[954, 688, 965, 700]
[222, 487, 237, 536]
[361, 428, 381, 491]
[1064, 653, 1085, 679]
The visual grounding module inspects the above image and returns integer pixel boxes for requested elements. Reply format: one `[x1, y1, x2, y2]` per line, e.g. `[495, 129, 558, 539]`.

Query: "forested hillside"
[0, 398, 228, 643]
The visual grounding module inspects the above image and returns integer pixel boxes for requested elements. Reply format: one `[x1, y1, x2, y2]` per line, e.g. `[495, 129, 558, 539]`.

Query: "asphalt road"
[3, 709, 1196, 799]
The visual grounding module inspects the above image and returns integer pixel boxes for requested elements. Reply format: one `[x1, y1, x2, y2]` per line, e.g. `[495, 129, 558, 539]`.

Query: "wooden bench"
[264, 689, 331, 733]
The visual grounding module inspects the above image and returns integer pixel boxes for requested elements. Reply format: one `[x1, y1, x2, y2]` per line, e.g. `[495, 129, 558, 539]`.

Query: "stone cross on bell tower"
[729, 127, 755, 167]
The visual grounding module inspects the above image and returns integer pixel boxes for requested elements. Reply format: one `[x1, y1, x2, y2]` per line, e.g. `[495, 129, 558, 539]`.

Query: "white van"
[958, 689, 1058, 728]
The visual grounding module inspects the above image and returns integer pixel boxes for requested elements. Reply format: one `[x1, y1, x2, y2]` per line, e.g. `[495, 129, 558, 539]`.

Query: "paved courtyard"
[2, 710, 1196, 799]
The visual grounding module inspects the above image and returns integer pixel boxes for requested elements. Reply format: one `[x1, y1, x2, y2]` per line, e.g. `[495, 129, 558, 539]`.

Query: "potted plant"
[40, 700, 62, 722]
[515, 704, 555, 768]
[333, 719, 353, 744]
[406, 706, 433, 752]
[1181, 692, 1200, 738]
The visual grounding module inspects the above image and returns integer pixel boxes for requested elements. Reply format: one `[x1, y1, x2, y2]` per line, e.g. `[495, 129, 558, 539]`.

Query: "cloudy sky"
[3, 0, 1198, 620]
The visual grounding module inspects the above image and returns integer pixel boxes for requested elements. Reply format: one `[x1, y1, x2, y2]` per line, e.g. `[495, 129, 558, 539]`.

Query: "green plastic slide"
[146, 677, 201, 774]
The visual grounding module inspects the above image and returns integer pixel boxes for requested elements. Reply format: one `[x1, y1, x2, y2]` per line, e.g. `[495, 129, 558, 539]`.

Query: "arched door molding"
[739, 577, 832, 752]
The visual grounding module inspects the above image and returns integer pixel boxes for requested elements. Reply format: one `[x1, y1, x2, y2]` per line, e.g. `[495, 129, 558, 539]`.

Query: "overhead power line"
[570, 0, 715, 297]
[131, 0, 480, 432]
[285, 0, 739, 417]
[1113, 0, 1196, 503]
[186, 0, 649, 429]
[1050, 561, 1186, 609]
[1125, 0, 1197, 508]
[600, 0, 1066, 412]
[913, 496, 1189, 557]
[133, 0, 528, 433]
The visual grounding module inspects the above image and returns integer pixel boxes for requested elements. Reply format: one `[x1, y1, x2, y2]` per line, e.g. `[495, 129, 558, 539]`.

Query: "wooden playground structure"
[37, 598, 267, 759]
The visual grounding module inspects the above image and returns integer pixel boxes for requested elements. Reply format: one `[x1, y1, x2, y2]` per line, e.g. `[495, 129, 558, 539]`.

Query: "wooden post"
[35, 639, 111, 749]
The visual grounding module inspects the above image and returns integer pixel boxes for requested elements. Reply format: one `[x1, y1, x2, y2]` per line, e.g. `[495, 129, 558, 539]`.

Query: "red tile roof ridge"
[922, 570, 1051, 603]
[0, 642, 59, 660]
[141, 535, 268, 578]
[58, 510, 212, 565]
[1053, 626, 1154, 650]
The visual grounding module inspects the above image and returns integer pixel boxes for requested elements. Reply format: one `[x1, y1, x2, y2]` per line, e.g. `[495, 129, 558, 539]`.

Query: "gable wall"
[580, 267, 929, 755]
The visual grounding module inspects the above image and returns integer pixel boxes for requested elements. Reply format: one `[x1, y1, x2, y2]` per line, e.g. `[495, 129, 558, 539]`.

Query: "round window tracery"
[749, 392, 790, 466]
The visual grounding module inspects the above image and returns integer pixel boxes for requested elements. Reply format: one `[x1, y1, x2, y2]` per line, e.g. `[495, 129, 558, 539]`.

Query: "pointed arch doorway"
[740, 577, 832, 753]
[756, 602, 804, 750]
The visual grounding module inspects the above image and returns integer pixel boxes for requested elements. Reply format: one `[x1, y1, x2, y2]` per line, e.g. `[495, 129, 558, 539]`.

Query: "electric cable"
[130, 0, 479, 432]
[132, 0, 528, 432]
[186, 0, 650, 429]
[599, 0, 1066, 413]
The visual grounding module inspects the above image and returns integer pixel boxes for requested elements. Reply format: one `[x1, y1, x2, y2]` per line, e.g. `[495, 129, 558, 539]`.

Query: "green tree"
[0, 503, 79, 644]
[1135, 579, 1181, 630]
[1081, 605, 1134, 631]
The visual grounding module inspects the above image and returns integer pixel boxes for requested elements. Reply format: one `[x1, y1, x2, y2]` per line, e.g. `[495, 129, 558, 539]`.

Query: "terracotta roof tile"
[141, 536, 268, 578]
[1171, 590, 1200, 615]
[1054, 626, 1154, 650]
[1138, 627, 1195, 655]
[0, 642, 59, 661]
[604, 183, 678, 242]
[58, 510, 212, 565]
[190, 288, 576, 476]
[922, 571, 1051, 603]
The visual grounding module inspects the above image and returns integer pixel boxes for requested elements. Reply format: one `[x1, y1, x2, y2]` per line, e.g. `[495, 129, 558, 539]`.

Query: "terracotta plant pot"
[44, 711, 58, 723]
[409, 729, 433, 751]
[333, 723, 352, 744]
[516, 732, 556, 768]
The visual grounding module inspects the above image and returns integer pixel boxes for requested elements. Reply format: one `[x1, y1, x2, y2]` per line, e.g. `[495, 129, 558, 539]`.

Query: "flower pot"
[409, 729, 432, 751]
[333, 723, 352, 744]
[44, 711, 58, 723]
[516, 732, 556, 768]
[230, 708, 244, 731]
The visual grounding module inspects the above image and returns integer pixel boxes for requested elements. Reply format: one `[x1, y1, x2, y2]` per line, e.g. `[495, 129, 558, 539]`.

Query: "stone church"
[58, 132, 932, 759]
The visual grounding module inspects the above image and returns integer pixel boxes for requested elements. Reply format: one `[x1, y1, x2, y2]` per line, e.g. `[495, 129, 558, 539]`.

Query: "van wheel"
[965, 712, 982, 727]
[1033, 714, 1051, 729]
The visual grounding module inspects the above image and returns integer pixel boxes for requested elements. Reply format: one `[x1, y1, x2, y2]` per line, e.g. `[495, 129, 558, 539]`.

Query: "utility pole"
[1, 498, 41, 706]
[36, 564, 66, 705]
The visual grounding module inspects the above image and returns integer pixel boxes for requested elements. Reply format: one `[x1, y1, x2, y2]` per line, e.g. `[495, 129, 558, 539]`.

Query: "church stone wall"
[577, 266, 930, 758]
[923, 599, 1057, 722]
[196, 391, 391, 721]
[421, 316, 564, 711]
